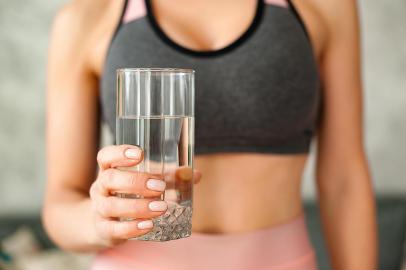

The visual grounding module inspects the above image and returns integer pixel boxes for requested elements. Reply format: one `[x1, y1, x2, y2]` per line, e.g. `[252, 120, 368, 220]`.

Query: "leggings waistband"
[92, 214, 318, 270]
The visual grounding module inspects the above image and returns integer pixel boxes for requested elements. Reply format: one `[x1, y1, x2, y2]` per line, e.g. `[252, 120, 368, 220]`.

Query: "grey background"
[0, 0, 405, 215]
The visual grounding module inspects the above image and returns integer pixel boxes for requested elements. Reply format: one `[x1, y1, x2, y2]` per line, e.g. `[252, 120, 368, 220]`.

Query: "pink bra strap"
[264, 0, 288, 8]
[122, 0, 289, 24]
[123, 0, 147, 23]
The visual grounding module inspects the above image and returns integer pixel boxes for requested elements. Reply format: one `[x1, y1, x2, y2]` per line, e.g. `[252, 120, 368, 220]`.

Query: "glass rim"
[117, 68, 195, 74]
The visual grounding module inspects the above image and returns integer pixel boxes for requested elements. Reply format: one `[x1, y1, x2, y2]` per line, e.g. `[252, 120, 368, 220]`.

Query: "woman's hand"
[89, 144, 201, 247]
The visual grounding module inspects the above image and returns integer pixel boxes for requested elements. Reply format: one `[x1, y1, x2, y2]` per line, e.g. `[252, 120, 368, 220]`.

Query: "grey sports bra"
[100, 0, 321, 154]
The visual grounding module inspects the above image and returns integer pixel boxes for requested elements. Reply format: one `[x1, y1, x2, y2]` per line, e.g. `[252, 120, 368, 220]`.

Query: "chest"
[101, 2, 321, 147]
[149, 0, 259, 52]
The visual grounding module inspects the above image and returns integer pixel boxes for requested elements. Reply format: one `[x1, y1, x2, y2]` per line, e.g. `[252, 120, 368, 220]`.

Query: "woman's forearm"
[42, 190, 106, 252]
[317, 172, 378, 270]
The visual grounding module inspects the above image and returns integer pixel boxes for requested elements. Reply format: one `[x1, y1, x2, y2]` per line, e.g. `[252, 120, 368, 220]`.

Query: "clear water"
[116, 116, 194, 241]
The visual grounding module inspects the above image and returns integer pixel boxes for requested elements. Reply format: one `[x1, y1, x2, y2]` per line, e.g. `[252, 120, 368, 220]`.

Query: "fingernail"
[137, 220, 153, 229]
[146, 179, 166, 192]
[124, 148, 141, 160]
[177, 167, 193, 181]
[149, 201, 168, 212]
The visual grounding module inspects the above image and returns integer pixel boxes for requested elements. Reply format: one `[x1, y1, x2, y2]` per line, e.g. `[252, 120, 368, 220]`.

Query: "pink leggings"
[91, 214, 318, 270]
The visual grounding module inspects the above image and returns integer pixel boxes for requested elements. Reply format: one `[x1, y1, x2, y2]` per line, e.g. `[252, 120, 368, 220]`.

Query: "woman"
[43, 0, 377, 269]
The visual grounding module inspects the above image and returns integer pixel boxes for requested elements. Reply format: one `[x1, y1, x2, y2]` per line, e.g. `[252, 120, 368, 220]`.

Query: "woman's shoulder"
[295, 0, 359, 60]
[54, 0, 123, 27]
[50, 0, 124, 74]
[307, 0, 360, 38]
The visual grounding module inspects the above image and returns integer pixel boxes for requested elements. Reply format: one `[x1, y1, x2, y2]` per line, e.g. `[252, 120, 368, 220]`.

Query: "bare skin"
[43, 0, 377, 269]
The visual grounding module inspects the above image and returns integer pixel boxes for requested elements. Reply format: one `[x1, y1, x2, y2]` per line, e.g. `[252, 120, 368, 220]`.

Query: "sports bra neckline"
[144, 0, 265, 57]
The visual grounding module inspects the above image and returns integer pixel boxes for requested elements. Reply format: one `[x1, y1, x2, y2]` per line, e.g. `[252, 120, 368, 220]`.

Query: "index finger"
[97, 145, 143, 170]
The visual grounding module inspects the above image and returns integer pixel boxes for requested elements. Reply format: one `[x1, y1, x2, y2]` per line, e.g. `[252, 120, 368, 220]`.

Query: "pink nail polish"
[149, 201, 168, 212]
[137, 220, 153, 229]
[146, 179, 166, 191]
[125, 148, 141, 159]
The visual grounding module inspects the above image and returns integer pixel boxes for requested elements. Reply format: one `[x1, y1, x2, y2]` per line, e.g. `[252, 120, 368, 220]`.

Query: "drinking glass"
[116, 68, 195, 241]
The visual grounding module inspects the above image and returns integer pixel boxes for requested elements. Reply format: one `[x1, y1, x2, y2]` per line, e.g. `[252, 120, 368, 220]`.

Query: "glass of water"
[116, 68, 195, 241]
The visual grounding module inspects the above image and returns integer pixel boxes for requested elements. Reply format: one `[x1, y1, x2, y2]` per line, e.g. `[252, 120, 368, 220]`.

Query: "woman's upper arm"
[45, 3, 100, 200]
[315, 0, 369, 184]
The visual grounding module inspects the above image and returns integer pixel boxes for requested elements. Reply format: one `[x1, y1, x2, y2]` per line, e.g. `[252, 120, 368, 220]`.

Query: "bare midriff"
[192, 153, 308, 234]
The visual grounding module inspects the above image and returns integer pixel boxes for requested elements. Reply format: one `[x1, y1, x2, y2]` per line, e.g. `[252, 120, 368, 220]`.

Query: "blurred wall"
[0, 0, 64, 215]
[302, 0, 406, 198]
[0, 0, 405, 215]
